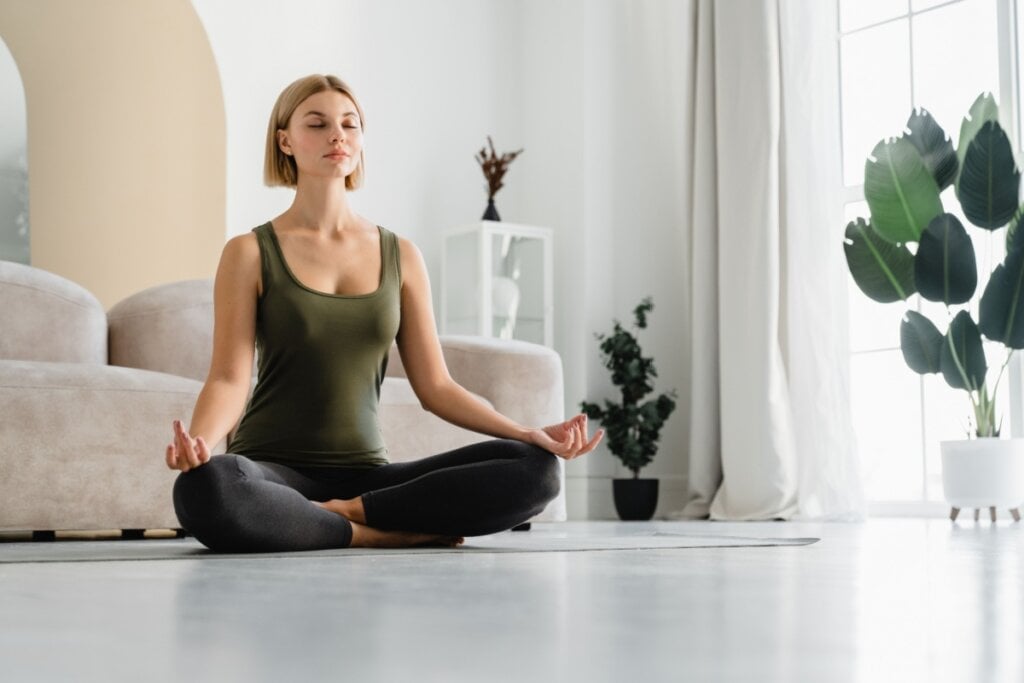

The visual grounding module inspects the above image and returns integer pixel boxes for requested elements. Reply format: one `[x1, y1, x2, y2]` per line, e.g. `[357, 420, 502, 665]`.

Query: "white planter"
[940, 438, 1024, 509]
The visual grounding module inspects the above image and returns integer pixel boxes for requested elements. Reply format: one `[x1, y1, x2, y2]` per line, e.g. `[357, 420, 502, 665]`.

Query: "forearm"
[188, 378, 251, 450]
[425, 381, 533, 443]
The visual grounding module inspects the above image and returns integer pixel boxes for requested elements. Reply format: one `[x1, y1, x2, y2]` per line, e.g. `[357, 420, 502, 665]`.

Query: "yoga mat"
[0, 531, 819, 564]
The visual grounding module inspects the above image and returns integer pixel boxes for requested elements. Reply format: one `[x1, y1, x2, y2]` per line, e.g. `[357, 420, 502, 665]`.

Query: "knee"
[515, 442, 561, 507]
[536, 451, 561, 505]
[172, 455, 245, 526]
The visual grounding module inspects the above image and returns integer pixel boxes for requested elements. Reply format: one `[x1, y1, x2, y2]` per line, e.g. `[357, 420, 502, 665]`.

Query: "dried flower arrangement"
[475, 136, 524, 220]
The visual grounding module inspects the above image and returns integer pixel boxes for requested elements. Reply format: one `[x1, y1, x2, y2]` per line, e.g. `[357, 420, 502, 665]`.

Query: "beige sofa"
[0, 260, 566, 536]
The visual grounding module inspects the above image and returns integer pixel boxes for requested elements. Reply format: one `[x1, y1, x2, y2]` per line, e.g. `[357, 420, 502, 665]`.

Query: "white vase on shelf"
[491, 275, 520, 340]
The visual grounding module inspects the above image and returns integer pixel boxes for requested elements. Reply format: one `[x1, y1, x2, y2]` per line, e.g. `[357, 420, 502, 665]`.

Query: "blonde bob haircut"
[264, 74, 366, 190]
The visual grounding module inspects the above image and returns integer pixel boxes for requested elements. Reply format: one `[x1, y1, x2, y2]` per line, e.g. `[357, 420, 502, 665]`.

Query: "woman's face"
[278, 89, 363, 184]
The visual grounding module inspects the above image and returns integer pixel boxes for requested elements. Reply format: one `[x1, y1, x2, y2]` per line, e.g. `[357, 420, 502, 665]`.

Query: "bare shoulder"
[395, 235, 428, 287]
[217, 232, 262, 294]
[223, 231, 259, 258]
[393, 237, 421, 264]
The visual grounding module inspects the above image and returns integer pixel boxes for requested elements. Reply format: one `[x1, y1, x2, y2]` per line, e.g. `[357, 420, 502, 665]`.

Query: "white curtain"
[675, 0, 866, 521]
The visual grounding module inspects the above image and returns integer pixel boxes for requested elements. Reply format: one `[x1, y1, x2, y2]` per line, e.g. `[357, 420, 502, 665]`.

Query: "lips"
[324, 151, 349, 159]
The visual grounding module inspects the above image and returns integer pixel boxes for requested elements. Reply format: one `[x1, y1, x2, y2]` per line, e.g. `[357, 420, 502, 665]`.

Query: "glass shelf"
[441, 221, 553, 347]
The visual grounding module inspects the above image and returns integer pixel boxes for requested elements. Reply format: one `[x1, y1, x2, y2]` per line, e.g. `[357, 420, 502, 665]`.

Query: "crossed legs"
[171, 439, 560, 553]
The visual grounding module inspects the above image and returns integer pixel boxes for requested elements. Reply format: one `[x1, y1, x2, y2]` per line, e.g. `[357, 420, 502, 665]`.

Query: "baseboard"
[565, 475, 688, 520]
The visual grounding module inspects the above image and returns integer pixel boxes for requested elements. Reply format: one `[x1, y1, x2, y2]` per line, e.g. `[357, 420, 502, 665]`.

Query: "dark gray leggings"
[172, 439, 560, 553]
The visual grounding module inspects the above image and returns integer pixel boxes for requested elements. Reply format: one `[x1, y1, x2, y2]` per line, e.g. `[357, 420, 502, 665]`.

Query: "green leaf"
[940, 310, 987, 391]
[979, 247, 1024, 348]
[633, 297, 653, 329]
[914, 213, 977, 305]
[905, 108, 958, 190]
[864, 137, 943, 243]
[580, 401, 605, 421]
[843, 218, 916, 302]
[956, 92, 999, 186]
[958, 120, 1020, 229]
[900, 310, 943, 374]
[1005, 204, 1024, 253]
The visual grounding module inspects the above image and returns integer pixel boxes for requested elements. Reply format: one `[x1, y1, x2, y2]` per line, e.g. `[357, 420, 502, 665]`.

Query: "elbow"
[416, 380, 454, 416]
[418, 394, 440, 416]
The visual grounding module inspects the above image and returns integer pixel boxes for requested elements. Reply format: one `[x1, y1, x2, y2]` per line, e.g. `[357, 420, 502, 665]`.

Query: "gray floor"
[1, 518, 1021, 683]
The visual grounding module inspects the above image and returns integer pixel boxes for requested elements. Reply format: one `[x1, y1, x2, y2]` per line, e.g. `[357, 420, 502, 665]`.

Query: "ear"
[277, 129, 293, 156]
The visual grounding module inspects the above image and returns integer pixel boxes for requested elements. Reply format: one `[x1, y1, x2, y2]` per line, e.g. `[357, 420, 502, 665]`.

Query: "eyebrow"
[302, 110, 359, 118]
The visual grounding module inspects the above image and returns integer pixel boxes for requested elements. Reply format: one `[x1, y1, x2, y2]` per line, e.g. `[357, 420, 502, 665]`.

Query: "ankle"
[349, 521, 368, 547]
[343, 496, 367, 525]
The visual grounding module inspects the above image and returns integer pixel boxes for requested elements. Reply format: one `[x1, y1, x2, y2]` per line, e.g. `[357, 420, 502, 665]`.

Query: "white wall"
[191, 0, 696, 519]
[516, 0, 694, 518]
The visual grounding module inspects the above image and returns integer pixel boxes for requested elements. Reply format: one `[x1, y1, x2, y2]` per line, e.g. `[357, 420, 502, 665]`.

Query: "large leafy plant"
[580, 298, 677, 477]
[844, 93, 1023, 437]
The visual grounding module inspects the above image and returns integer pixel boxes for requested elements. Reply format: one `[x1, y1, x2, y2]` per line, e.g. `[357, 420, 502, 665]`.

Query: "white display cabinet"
[441, 221, 553, 347]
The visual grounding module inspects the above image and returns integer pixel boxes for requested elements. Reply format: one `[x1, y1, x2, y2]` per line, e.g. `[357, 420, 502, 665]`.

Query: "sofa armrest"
[437, 335, 565, 429]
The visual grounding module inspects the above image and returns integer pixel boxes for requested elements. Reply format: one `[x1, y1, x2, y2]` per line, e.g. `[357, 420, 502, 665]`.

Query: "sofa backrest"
[108, 278, 216, 382]
[0, 260, 107, 363]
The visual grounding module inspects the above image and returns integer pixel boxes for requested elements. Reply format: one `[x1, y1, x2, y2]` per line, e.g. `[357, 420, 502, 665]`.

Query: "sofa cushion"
[0, 260, 107, 364]
[107, 278, 216, 382]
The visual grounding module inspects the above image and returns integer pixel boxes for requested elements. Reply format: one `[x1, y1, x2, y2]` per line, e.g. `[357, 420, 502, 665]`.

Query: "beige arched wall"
[0, 0, 225, 308]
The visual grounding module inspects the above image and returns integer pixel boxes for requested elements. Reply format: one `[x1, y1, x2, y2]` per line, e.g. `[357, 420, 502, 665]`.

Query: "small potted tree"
[581, 297, 677, 520]
[843, 92, 1024, 522]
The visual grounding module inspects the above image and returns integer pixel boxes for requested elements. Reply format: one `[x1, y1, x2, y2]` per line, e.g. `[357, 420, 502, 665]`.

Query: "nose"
[330, 125, 345, 143]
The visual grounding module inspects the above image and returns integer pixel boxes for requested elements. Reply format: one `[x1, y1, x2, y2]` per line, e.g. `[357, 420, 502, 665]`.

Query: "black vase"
[612, 478, 659, 521]
[482, 198, 501, 221]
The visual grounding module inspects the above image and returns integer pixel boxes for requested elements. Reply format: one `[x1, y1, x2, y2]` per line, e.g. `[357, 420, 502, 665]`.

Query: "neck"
[282, 175, 358, 235]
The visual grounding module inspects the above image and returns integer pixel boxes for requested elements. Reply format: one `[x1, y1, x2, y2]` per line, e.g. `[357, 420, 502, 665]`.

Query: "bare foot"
[312, 498, 366, 524]
[312, 499, 462, 548]
[348, 522, 464, 549]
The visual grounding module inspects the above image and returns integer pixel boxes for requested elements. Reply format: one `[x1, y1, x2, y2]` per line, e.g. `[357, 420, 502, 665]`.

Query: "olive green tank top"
[227, 221, 401, 468]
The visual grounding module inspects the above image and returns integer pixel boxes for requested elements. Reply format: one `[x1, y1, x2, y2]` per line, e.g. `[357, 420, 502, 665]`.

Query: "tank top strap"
[251, 222, 291, 292]
[379, 225, 402, 289]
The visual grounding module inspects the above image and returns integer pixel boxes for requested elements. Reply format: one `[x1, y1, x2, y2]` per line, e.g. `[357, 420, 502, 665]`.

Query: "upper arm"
[395, 236, 452, 407]
[206, 233, 260, 386]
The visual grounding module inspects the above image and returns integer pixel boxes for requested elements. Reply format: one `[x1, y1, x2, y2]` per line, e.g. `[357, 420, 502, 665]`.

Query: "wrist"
[517, 427, 539, 445]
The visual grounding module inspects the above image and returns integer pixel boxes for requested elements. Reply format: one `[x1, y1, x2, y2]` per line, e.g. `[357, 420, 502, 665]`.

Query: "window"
[837, 0, 1020, 512]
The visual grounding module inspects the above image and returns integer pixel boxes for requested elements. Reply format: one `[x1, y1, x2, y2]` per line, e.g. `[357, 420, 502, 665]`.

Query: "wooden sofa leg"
[511, 523, 531, 531]
[32, 530, 56, 542]
[121, 529, 146, 540]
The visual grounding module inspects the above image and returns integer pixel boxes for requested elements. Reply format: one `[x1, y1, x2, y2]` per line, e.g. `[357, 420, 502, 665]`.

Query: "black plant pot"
[482, 198, 501, 221]
[612, 478, 659, 521]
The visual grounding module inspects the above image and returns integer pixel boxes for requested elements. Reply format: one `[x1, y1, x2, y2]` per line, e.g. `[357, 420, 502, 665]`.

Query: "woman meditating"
[167, 74, 603, 552]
